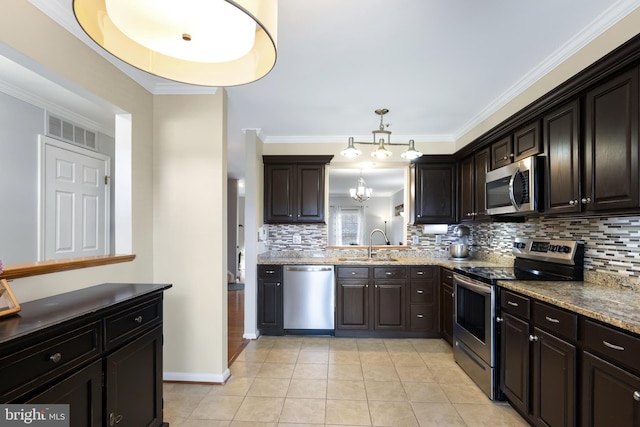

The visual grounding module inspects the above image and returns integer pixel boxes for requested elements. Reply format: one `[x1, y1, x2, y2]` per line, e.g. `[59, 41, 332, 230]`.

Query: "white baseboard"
[243, 332, 258, 339]
[163, 369, 230, 384]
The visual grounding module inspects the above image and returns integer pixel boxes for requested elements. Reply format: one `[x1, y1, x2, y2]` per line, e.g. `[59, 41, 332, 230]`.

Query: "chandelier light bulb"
[371, 139, 392, 159]
[400, 139, 423, 160]
[340, 137, 362, 158]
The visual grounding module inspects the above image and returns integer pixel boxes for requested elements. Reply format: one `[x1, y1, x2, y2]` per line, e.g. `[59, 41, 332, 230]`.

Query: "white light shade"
[400, 139, 423, 160]
[74, 0, 278, 86]
[350, 176, 372, 202]
[340, 137, 362, 158]
[371, 140, 392, 159]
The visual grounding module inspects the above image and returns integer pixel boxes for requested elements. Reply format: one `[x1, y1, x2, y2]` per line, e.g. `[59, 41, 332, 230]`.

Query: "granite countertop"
[258, 256, 501, 270]
[498, 280, 640, 335]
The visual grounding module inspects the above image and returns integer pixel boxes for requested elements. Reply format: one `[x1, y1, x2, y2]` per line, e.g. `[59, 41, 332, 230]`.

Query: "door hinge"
[104, 175, 109, 185]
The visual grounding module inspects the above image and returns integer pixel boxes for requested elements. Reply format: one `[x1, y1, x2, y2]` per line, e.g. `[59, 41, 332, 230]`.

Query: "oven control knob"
[548, 245, 557, 252]
[561, 246, 572, 253]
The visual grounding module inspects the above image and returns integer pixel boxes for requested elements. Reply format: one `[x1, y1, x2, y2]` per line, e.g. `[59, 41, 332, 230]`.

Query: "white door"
[40, 136, 110, 260]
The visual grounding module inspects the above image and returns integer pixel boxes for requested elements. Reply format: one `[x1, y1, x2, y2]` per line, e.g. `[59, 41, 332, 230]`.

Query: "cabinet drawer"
[410, 267, 434, 279]
[374, 267, 407, 279]
[0, 321, 101, 401]
[105, 297, 162, 350]
[582, 318, 640, 373]
[501, 290, 530, 319]
[409, 305, 434, 330]
[410, 282, 433, 303]
[258, 265, 282, 278]
[441, 268, 454, 285]
[338, 267, 369, 279]
[533, 301, 577, 341]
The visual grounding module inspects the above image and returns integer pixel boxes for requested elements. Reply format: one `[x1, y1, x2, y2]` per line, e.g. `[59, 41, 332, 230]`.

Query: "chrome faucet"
[369, 228, 390, 259]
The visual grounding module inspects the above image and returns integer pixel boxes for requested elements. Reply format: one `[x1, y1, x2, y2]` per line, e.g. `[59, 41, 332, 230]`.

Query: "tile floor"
[164, 336, 530, 426]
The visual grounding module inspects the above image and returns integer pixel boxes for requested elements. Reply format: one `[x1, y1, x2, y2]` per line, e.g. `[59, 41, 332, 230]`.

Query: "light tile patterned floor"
[164, 337, 530, 426]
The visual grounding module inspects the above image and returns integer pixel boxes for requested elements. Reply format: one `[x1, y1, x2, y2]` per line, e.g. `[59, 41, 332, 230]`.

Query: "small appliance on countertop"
[449, 225, 471, 259]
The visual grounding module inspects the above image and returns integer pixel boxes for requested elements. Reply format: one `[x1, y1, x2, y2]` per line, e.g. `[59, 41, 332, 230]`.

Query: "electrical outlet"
[292, 235, 302, 244]
[435, 235, 442, 244]
[412, 235, 420, 244]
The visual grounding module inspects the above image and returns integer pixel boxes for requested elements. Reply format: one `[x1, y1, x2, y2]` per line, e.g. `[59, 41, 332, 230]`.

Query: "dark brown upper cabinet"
[543, 100, 581, 215]
[459, 148, 490, 222]
[490, 122, 542, 170]
[263, 155, 333, 223]
[412, 157, 457, 224]
[584, 66, 640, 212]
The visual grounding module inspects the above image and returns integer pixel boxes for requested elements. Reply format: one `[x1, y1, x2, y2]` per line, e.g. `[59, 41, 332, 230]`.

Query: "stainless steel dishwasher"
[283, 265, 335, 333]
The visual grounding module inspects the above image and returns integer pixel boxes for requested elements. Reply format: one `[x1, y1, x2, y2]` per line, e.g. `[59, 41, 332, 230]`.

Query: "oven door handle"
[454, 275, 491, 296]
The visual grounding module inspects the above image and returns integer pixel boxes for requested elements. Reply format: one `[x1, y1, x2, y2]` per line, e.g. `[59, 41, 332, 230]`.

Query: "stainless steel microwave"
[485, 155, 542, 215]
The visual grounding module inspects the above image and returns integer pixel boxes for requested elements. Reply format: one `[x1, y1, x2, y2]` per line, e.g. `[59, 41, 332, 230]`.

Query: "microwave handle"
[508, 167, 520, 209]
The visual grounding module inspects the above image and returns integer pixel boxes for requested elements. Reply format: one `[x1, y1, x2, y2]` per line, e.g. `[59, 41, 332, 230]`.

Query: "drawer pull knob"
[447, 275, 453, 279]
[633, 391, 640, 401]
[351, 272, 357, 275]
[417, 271, 424, 275]
[49, 353, 62, 363]
[266, 270, 275, 274]
[416, 314, 424, 318]
[135, 316, 143, 324]
[277, 282, 281, 287]
[416, 290, 424, 294]
[109, 413, 123, 426]
[529, 335, 539, 342]
[385, 272, 393, 275]
[507, 301, 519, 307]
[603, 340, 625, 351]
[545, 316, 560, 324]
[496, 317, 503, 323]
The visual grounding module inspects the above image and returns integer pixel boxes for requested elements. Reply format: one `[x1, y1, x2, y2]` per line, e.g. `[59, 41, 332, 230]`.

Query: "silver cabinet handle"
[603, 340, 625, 351]
[447, 275, 453, 279]
[416, 314, 424, 318]
[634, 391, 640, 401]
[416, 290, 424, 294]
[385, 272, 393, 276]
[529, 335, 539, 342]
[545, 316, 559, 324]
[351, 272, 357, 275]
[266, 270, 275, 274]
[135, 316, 143, 324]
[502, 156, 508, 160]
[109, 413, 123, 426]
[581, 197, 592, 204]
[451, 292, 454, 297]
[417, 214, 421, 218]
[507, 301, 519, 307]
[496, 317, 503, 323]
[49, 353, 62, 363]
[417, 271, 424, 275]
[277, 282, 281, 286]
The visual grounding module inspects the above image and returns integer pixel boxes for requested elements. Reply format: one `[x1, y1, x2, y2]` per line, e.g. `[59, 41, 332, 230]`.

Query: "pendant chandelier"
[350, 173, 372, 203]
[340, 109, 423, 160]
[73, 0, 278, 87]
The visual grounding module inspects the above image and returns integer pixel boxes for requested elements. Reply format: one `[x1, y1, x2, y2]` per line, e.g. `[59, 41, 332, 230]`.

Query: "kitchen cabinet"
[257, 265, 284, 335]
[263, 155, 333, 223]
[336, 266, 369, 331]
[584, 66, 640, 212]
[412, 157, 457, 224]
[490, 122, 542, 170]
[373, 267, 406, 331]
[543, 100, 581, 214]
[0, 283, 170, 427]
[439, 268, 454, 345]
[581, 318, 640, 427]
[459, 148, 490, 222]
[406, 266, 437, 334]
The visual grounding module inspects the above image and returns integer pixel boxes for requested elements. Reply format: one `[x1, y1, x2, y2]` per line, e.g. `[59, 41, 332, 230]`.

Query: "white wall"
[153, 92, 229, 382]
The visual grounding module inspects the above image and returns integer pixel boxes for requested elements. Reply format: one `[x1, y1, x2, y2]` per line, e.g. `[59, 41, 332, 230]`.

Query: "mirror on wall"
[328, 167, 407, 246]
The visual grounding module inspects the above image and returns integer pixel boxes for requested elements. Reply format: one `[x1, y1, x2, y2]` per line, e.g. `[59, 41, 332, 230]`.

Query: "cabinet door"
[336, 280, 369, 330]
[544, 100, 581, 214]
[585, 67, 640, 211]
[258, 277, 283, 332]
[582, 351, 640, 427]
[414, 162, 457, 224]
[500, 312, 530, 416]
[474, 148, 490, 221]
[531, 328, 576, 427]
[374, 281, 405, 330]
[27, 360, 102, 427]
[440, 282, 454, 346]
[514, 121, 542, 161]
[491, 136, 513, 169]
[105, 326, 163, 427]
[459, 156, 474, 221]
[296, 164, 325, 222]
[264, 163, 295, 222]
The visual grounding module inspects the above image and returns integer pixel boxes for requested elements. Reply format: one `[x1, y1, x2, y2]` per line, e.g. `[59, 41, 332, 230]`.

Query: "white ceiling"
[23, 0, 640, 179]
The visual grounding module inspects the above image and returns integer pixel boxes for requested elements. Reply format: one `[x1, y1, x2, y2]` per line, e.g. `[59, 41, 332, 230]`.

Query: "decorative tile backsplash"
[264, 215, 640, 280]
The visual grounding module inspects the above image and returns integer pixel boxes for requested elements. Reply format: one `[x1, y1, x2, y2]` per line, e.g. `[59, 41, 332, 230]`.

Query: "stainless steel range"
[452, 238, 584, 400]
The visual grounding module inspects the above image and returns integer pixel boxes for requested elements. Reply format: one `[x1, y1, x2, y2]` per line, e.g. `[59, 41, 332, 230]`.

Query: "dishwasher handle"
[284, 266, 333, 272]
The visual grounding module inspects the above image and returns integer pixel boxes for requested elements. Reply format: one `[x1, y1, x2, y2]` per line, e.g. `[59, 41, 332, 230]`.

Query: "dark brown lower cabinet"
[501, 312, 530, 416]
[374, 280, 405, 330]
[582, 351, 640, 427]
[257, 265, 283, 335]
[439, 268, 454, 345]
[336, 279, 369, 330]
[532, 327, 576, 427]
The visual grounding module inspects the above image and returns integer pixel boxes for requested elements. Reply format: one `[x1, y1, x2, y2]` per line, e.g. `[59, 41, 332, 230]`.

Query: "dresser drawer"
[441, 268, 454, 285]
[582, 318, 640, 373]
[409, 305, 434, 330]
[533, 301, 577, 341]
[410, 282, 433, 303]
[258, 265, 282, 278]
[105, 296, 162, 350]
[337, 267, 369, 279]
[374, 267, 407, 279]
[410, 266, 434, 279]
[501, 290, 530, 319]
[0, 321, 101, 401]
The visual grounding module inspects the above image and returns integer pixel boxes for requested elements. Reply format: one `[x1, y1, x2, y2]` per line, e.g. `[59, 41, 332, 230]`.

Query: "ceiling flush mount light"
[341, 109, 423, 160]
[73, 0, 278, 86]
[350, 173, 372, 203]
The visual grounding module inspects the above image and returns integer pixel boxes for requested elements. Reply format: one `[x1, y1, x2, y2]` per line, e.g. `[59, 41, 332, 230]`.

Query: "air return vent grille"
[47, 114, 97, 150]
